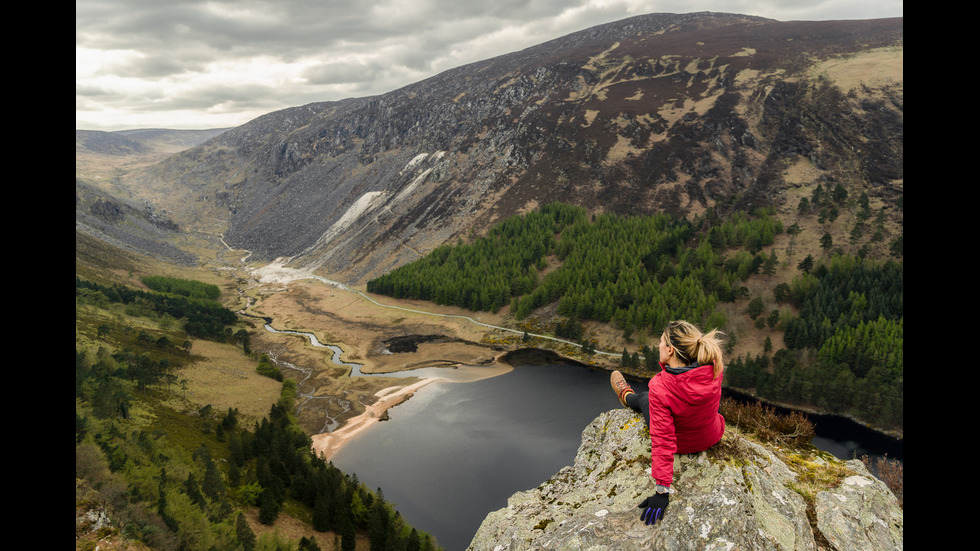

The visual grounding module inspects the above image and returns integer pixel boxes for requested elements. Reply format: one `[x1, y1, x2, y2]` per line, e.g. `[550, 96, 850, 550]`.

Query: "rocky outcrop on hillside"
[75, 180, 196, 266]
[467, 409, 902, 550]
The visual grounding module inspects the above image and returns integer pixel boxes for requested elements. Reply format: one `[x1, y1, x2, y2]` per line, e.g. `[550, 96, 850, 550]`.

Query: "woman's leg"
[611, 370, 651, 425]
[625, 391, 651, 426]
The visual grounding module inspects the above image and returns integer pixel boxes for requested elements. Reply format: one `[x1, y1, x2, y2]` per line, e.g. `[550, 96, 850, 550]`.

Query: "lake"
[331, 362, 619, 551]
[330, 361, 902, 551]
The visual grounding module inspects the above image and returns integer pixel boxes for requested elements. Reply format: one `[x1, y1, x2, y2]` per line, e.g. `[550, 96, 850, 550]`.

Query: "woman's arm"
[647, 386, 678, 487]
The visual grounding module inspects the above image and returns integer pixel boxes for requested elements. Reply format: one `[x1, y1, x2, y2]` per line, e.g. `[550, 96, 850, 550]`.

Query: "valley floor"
[242, 262, 530, 453]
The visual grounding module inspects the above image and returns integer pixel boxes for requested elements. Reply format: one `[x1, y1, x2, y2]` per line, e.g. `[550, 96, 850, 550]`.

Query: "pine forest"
[367, 202, 903, 430]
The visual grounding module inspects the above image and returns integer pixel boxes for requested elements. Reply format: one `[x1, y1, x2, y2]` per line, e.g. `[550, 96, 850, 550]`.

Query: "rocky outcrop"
[75, 180, 197, 266]
[467, 409, 902, 550]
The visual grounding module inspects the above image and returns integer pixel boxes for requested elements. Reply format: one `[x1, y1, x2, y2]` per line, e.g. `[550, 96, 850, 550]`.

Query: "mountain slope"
[114, 12, 902, 285]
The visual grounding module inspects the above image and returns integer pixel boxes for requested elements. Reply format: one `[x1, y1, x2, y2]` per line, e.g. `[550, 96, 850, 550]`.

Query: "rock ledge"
[467, 409, 902, 550]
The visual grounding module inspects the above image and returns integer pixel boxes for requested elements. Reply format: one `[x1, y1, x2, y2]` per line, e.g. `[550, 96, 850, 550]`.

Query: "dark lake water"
[330, 362, 903, 551]
[331, 363, 619, 551]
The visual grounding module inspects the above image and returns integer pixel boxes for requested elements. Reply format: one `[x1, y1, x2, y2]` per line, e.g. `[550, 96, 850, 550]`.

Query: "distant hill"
[76, 127, 233, 266]
[76, 128, 231, 156]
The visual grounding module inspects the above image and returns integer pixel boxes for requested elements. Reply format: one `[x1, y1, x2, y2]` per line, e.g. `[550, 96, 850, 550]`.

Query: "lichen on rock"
[466, 408, 902, 550]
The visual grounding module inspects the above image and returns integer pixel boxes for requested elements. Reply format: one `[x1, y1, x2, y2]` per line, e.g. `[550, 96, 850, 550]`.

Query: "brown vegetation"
[719, 396, 815, 448]
[863, 454, 904, 509]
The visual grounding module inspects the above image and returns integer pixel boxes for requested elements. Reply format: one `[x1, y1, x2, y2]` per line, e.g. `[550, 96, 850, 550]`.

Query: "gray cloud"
[302, 60, 384, 85]
[76, 0, 903, 130]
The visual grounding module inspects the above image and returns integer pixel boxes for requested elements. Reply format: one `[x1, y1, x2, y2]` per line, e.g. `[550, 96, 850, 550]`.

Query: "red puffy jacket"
[648, 362, 725, 487]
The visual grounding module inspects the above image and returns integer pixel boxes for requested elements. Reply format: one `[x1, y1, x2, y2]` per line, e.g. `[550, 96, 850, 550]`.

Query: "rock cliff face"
[467, 409, 902, 550]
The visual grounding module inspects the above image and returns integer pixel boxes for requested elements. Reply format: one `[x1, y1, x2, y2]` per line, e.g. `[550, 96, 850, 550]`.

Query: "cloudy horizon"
[76, 1, 903, 132]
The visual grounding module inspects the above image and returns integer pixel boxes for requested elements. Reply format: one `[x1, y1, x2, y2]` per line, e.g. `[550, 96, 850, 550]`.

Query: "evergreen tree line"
[141, 275, 222, 300]
[702, 209, 786, 254]
[76, 348, 173, 419]
[367, 203, 783, 339]
[365, 202, 901, 430]
[725, 257, 903, 428]
[226, 404, 439, 551]
[77, 277, 238, 341]
[77, 347, 441, 551]
[368, 203, 586, 312]
[781, 258, 903, 351]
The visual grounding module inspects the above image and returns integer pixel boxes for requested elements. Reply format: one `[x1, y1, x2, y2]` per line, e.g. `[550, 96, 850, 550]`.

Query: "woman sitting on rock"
[610, 320, 726, 526]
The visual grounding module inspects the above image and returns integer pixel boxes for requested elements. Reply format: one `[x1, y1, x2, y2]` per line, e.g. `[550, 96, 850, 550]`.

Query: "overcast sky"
[76, 0, 903, 131]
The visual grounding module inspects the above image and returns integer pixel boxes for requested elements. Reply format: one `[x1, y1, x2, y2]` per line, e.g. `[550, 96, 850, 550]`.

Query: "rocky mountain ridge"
[107, 12, 902, 285]
[467, 408, 902, 550]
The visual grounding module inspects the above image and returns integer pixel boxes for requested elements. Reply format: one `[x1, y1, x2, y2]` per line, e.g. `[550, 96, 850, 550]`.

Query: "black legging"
[625, 391, 651, 426]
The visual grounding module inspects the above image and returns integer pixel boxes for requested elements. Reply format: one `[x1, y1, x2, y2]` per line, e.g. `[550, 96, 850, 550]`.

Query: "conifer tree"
[185, 472, 206, 509]
[258, 488, 280, 525]
[368, 495, 390, 551]
[202, 457, 224, 500]
[797, 254, 815, 274]
[406, 529, 422, 551]
[340, 510, 356, 551]
[236, 512, 256, 551]
[820, 232, 833, 251]
[157, 467, 178, 531]
[313, 491, 332, 532]
[797, 197, 810, 215]
[767, 310, 780, 331]
[762, 249, 778, 276]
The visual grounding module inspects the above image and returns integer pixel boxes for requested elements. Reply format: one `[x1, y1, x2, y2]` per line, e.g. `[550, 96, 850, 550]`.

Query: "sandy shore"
[310, 378, 442, 461]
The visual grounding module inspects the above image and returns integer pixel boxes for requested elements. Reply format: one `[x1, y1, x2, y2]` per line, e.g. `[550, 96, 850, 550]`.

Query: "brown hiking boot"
[610, 370, 635, 407]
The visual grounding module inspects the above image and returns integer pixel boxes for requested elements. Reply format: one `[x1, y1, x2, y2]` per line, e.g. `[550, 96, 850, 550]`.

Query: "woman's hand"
[637, 493, 669, 525]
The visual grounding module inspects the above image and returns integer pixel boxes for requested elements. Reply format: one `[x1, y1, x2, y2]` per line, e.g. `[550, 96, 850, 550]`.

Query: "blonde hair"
[663, 320, 725, 378]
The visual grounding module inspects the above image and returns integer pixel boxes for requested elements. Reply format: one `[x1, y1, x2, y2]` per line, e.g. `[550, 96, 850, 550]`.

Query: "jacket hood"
[659, 363, 721, 406]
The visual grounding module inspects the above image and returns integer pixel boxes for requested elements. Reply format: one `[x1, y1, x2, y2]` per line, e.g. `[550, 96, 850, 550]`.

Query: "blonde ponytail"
[663, 321, 725, 378]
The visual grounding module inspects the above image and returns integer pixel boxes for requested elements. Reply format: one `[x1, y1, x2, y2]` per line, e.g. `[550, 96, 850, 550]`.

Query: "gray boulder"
[467, 409, 902, 550]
